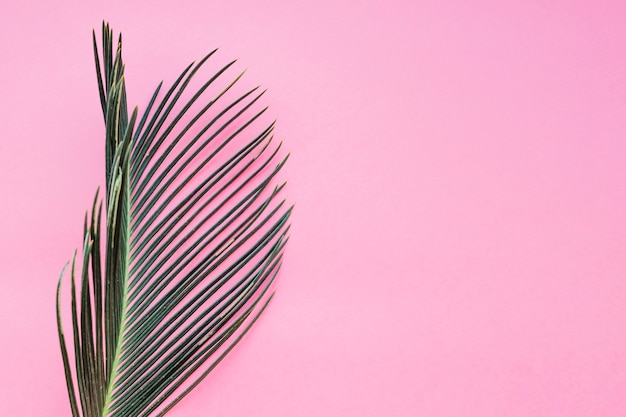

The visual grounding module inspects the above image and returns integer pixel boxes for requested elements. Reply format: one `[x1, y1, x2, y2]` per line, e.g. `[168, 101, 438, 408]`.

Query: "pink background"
[1, 1, 626, 415]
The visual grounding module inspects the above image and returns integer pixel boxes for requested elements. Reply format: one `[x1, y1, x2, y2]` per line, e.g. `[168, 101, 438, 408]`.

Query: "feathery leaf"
[56, 22, 291, 416]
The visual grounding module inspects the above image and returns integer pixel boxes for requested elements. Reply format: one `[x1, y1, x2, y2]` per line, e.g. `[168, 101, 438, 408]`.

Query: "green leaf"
[56, 22, 291, 417]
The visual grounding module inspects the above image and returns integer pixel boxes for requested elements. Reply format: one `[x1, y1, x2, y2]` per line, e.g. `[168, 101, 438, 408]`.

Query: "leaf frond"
[56, 22, 291, 416]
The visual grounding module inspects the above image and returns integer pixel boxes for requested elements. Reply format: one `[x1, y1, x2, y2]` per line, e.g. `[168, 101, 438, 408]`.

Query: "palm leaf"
[56, 22, 291, 417]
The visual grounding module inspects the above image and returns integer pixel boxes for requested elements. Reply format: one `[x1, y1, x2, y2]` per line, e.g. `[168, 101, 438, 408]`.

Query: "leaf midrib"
[101, 154, 133, 417]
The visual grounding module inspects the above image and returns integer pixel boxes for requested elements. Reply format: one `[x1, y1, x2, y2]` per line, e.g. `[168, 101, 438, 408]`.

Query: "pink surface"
[1, 1, 626, 416]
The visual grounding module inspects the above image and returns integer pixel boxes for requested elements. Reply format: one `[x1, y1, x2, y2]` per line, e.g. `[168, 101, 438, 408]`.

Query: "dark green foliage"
[56, 22, 291, 417]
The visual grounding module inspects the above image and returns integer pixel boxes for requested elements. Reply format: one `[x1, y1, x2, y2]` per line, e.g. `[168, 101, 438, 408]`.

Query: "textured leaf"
[56, 22, 291, 417]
